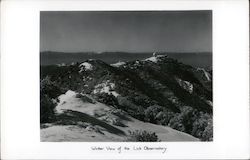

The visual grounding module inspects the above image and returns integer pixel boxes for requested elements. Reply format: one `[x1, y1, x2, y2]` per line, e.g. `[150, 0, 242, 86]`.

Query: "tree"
[191, 112, 212, 141]
[127, 130, 159, 142]
[168, 114, 185, 132]
[41, 76, 62, 99]
[40, 76, 62, 123]
[144, 105, 163, 123]
[40, 94, 56, 123]
[158, 111, 174, 125]
[202, 118, 213, 141]
[97, 93, 118, 106]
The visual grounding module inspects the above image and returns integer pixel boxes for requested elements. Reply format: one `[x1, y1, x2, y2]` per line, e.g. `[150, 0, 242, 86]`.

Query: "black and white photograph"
[40, 11, 213, 142]
[1, 0, 249, 159]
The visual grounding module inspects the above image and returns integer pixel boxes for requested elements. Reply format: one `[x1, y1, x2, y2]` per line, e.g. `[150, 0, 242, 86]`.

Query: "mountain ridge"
[40, 51, 212, 68]
[40, 54, 213, 141]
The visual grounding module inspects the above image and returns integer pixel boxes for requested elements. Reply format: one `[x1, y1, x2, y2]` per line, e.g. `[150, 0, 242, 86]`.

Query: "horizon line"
[40, 50, 212, 54]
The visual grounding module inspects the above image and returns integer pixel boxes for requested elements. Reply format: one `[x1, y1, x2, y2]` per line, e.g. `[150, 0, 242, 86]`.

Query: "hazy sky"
[40, 11, 212, 53]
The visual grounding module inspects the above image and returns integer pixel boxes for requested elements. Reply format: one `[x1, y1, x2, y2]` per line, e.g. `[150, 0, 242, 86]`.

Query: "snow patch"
[197, 68, 211, 81]
[111, 61, 126, 67]
[143, 54, 166, 63]
[57, 63, 66, 67]
[59, 90, 76, 101]
[55, 90, 109, 115]
[56, 90, 77, 113]
[206, 100, 213, 106]
[176, 78, 193, 94]
[111, 91, 119, 97]
[145, 56, 158, 63]
[79, 62, 93, 72]
[93, 80, 119, 97]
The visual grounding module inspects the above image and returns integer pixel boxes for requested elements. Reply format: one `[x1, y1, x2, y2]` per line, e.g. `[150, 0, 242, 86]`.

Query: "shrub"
[166, 108, 213, 141]
[117, 96, 138, 110]
[158, 111, 174, 125]
[133, 94, 152, 108]
[40, 76, 62, 123]
[168, 114, 185, 132]
[201, 118, 213, 141]
[144, 105, 163, 123]
[41, 76, 62, 99]
[40, 94, 56, 123]
[130, 107, 146, 122]
[97, 93, 118, 106]
[127, 130, 160, 142]
[180, 106, 198, 133]
[191, 112, 213, 141]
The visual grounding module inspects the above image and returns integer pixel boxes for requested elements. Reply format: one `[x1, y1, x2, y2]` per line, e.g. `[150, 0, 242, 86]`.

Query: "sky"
[40, 11, 212, 53]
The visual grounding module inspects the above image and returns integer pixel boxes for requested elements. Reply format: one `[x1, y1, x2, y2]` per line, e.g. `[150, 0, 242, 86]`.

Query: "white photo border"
[1, 0, 249, 159]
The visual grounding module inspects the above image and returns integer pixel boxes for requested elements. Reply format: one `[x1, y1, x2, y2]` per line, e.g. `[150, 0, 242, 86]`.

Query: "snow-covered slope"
[111, 61, 126, 67]
[79, 62, 93, 72]
[41, 90, 199, 142]
[143, 54, 166, 63]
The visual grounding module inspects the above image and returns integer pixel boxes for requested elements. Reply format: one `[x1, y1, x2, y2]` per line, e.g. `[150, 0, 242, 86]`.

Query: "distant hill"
[40, 51, 212, 68]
